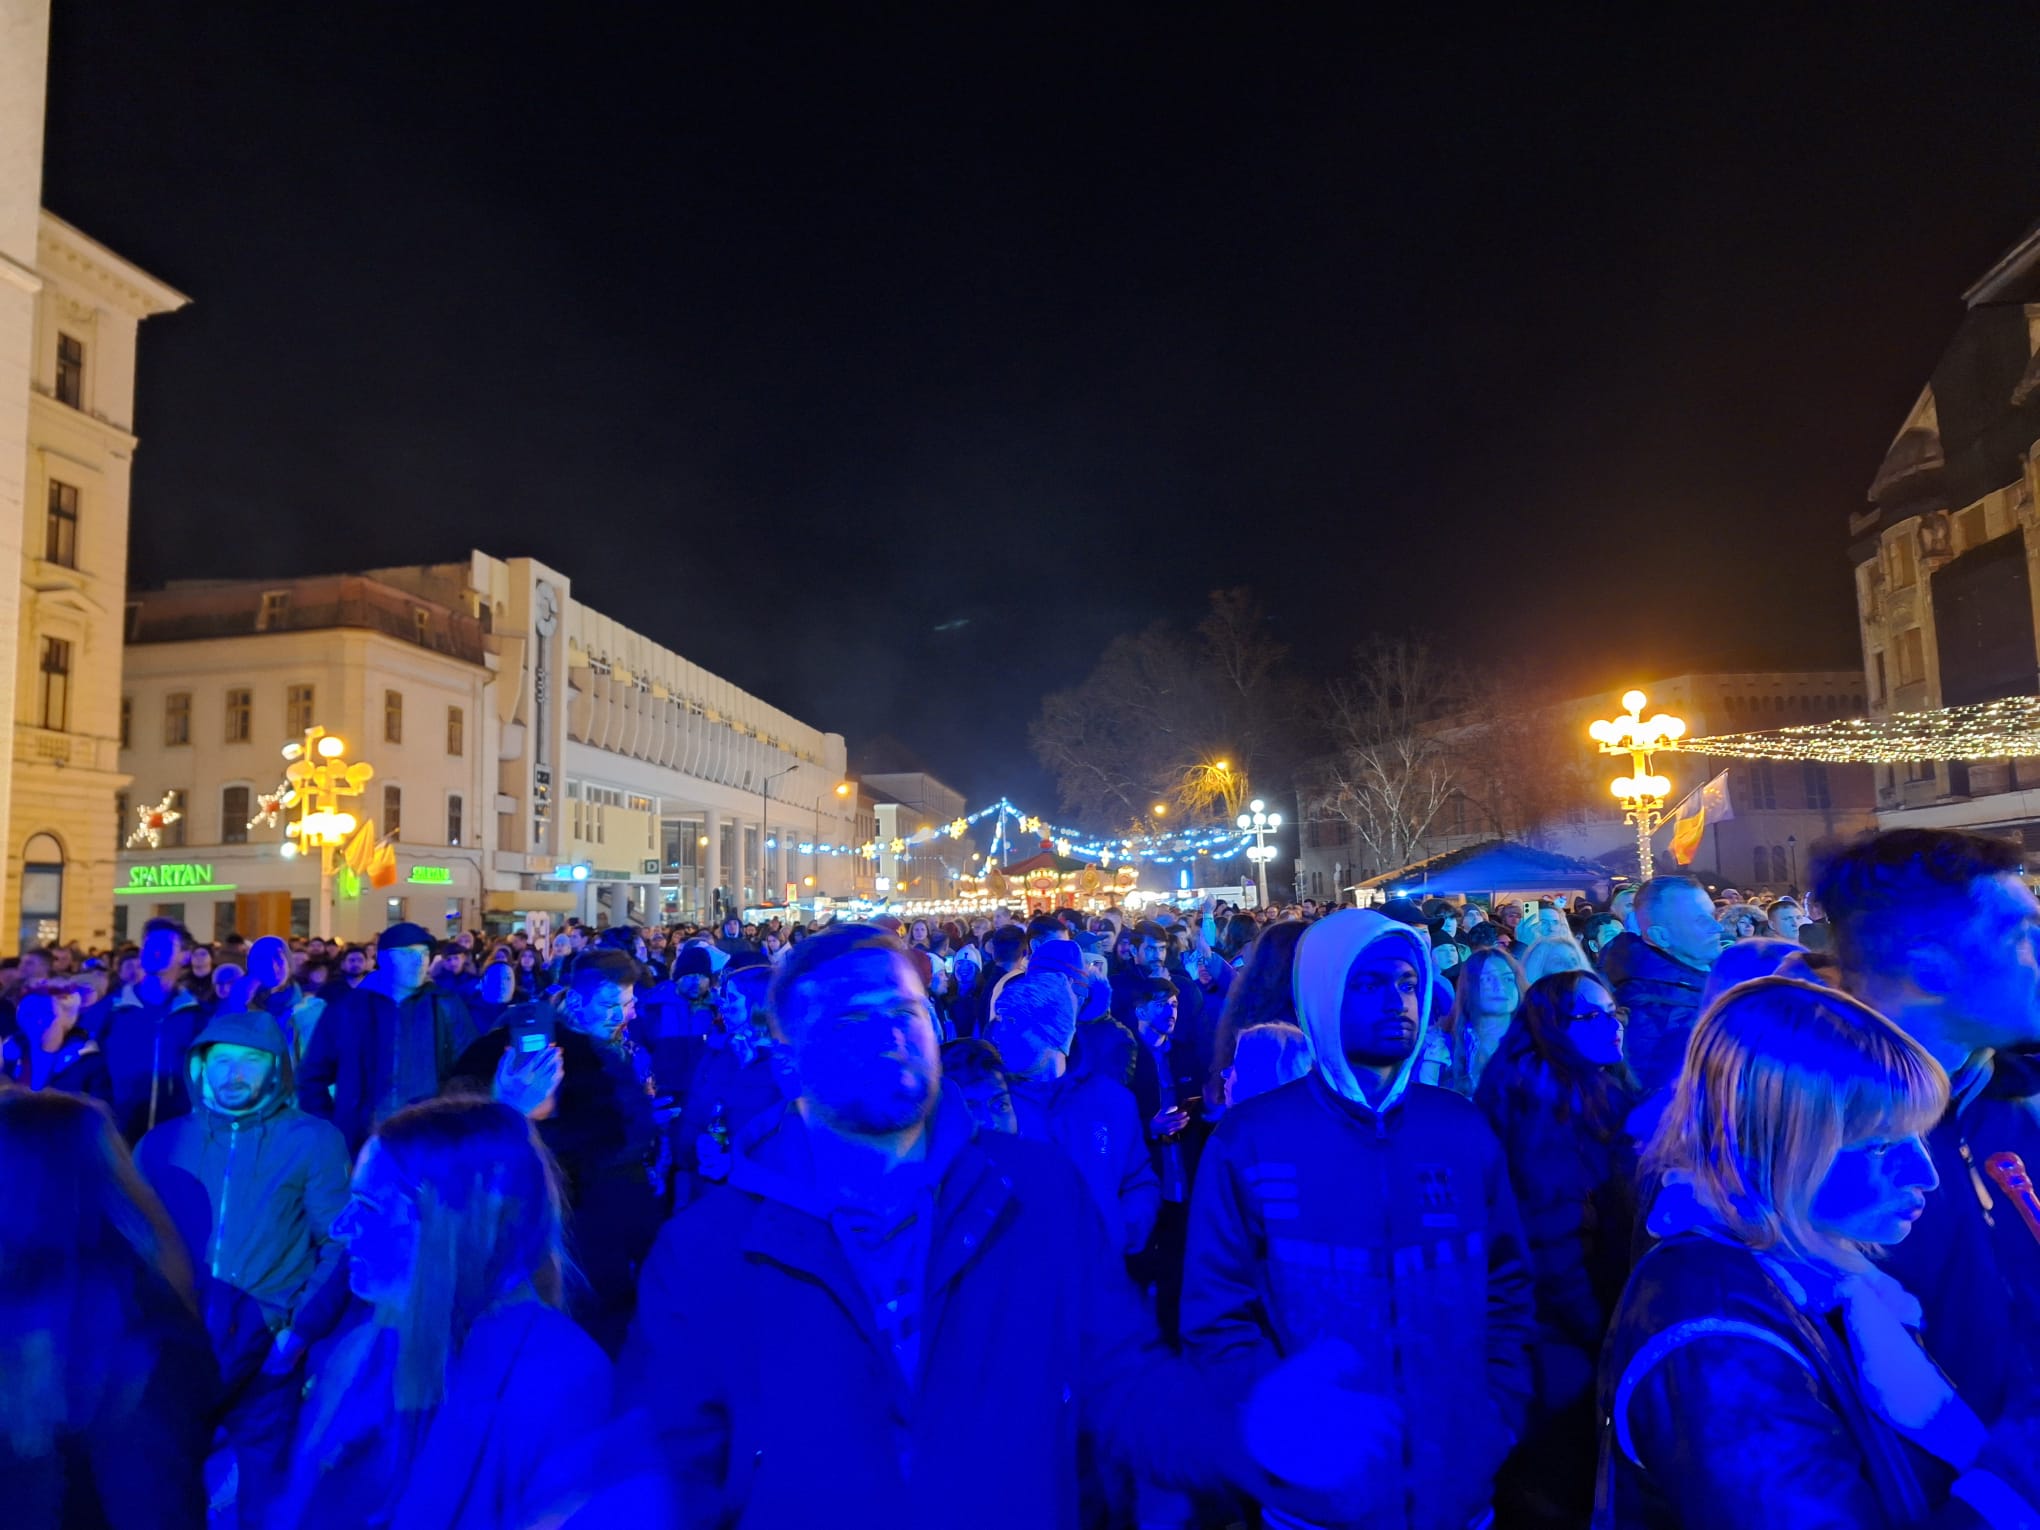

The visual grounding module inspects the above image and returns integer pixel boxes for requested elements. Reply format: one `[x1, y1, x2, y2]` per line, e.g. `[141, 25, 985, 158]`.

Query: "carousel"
[972, 841, 1142, 913]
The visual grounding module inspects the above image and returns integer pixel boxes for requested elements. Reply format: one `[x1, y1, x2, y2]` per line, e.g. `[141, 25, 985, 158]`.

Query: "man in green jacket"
[137, 1007, 351, 1526]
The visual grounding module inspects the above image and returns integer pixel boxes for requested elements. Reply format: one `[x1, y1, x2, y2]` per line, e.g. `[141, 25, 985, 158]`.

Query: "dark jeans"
[1127, 1199, 1190, 1345]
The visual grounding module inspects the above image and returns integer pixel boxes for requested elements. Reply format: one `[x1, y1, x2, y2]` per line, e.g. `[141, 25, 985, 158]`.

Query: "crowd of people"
[4, 826, 2040, 1527]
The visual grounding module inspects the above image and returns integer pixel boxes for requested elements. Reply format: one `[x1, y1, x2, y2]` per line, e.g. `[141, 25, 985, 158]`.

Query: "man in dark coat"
[1610, 874, 1719, 1093]
[93, 916, 203, 1143]
[620, 925, 1400, 1530]
[447, 948, 665, 1355]
[1182, 908, 1536, 1530]
[1819, 828, 2040, 1426]
[297, 922, 476, 1154]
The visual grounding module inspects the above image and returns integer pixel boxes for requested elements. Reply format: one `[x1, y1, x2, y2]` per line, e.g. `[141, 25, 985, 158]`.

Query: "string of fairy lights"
[1665, 695, 2040, 764]
[764, 796, 1256, 870]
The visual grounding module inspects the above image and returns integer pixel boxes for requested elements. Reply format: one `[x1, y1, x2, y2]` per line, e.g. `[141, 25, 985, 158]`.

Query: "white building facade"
[115, 554, 859, 940]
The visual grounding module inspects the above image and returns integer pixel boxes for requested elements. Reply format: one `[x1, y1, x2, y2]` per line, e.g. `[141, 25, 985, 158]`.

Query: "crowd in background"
[4, 828, 2040, 1527]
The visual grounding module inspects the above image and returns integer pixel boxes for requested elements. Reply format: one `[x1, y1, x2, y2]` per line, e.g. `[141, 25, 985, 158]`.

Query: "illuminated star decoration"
[127, 790, 184, 850]
[248, 779, 297, 831]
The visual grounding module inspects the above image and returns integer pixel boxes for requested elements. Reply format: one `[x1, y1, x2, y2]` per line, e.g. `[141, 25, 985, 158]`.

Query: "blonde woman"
[1598, 977, 2040, 1527]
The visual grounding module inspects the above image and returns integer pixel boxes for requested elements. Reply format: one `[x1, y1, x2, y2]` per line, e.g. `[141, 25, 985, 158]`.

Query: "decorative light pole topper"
[1590, 690, 1685, 881]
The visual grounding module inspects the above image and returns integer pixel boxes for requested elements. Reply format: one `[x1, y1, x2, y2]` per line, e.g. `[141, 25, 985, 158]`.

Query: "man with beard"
[1181, 908, 1536, 1530]
[621, 925, 1404, 1529]
[136, 1009, 350, 1525]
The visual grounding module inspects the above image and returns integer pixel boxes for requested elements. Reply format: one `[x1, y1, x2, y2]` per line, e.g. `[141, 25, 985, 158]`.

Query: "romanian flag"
[1666, 770, 1733, 866]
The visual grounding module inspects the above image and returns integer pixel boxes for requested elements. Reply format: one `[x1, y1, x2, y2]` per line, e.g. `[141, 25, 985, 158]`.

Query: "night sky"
[40, 6, 2040, 811]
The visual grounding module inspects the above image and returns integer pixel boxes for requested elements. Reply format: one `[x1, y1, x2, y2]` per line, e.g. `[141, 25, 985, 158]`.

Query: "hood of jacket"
[110, 978, 199, 1013]
[1291, 908, 1434, 1112]
[184, 1007, 296, 1120]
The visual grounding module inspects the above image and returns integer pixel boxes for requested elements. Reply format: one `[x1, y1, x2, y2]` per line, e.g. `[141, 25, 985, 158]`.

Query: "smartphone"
[508, 1006, 555, 1056]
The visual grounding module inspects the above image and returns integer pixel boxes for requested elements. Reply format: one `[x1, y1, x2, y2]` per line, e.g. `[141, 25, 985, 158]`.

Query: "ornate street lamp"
[277, 725, 374, 939]
[1236, 797, 1283, 908]
[1590, 690, 1686, 881]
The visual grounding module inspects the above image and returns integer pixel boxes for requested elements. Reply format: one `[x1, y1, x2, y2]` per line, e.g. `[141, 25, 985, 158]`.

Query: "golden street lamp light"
[278, 725, 374, 940]
[1590, 689, 1685, 881]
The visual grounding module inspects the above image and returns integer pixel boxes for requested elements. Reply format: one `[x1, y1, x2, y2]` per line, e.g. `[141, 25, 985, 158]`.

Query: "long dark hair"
[0, 1091, 196, 1453]
[371, 1098, 570, 1411]
[1210, 918, 1308, 1094]
[1477, 969, 1640, 1139]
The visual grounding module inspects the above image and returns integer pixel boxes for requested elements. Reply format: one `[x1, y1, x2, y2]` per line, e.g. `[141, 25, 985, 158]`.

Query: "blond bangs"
[1651, 977, 1949, 1268]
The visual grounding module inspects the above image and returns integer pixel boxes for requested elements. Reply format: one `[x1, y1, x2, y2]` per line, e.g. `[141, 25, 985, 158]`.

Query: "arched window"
[19, 832, 64, 949]
[1774, 845, 1790, 887]
[1753, 845, 1772, 884]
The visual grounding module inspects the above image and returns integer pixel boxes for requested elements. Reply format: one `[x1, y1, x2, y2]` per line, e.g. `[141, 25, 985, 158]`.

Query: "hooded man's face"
[204, 1041, 276, 1112]
[1340, 952, 1422, 1069]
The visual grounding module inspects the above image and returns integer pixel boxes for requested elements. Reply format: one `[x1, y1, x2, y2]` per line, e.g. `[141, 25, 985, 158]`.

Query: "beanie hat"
[724, 948, 771, 974]
[672, 946, 716, 979]
[1379, 898, 1428, 929]
[1078, 973, 1111, 1023]
[377, 922, 435, 952]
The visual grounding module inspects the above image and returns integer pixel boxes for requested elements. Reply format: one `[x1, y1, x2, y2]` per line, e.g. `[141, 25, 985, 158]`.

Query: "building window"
[55, 333, 83, 408]
[221, 785, 250, 845]
[119, 695, 131, 750]
[164, 790, 185, 849]
[384, 690, 403, 744]
[37, 637, 70, 731]
[45, 480, 78, 567]
[115, 789, 128, 839]
[1748, 761, 1778, 811]
[287, 684, 314, 735]
[1774, 844, 1790, 885]
[447, 793, 463, 846]
[413, 607, 430, 644]
[446, 705, 464, 756]
[164, 690, 192, 746]
[1888, 532, 1917, 590]
[258, 590, 292, 631]
[384, 784, 402, 838]
[1896, 627, 1926, 687]
[1802, 762, 1832, 810]
[224, 687, 252, 743]
[1873, 652, 1888, 704]
[1754, 845, 1771, 884]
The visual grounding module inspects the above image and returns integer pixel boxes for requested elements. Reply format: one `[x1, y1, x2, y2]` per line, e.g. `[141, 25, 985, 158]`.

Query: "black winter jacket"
[1611, 943, 1707, 1094]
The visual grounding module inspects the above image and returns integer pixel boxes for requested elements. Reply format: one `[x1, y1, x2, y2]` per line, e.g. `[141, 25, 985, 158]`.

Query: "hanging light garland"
[1666, 695, 2040, 764]
[766, 795, 1257, 866]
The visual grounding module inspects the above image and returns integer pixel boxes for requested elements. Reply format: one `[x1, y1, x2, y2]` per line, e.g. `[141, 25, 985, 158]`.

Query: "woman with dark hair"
[277, 1097, 641, 1528]
[0, 1089, 215, 1529]
[1205, 918, 1308, 1106]
[1473, 969, 1641, 1528]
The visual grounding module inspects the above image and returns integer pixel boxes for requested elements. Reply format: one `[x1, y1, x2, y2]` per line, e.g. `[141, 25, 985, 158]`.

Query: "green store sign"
[119, 863, 237, 895]
[407, 866, 454, 885]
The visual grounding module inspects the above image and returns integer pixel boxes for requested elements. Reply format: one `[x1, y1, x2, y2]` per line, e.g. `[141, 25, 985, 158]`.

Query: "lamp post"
[1590, 690, 1686, 882]
[277, 725, 373, 940]
[814, 780, 851, 895]
[761, 763, 797, 906]
[1236, 798, 1283, 908]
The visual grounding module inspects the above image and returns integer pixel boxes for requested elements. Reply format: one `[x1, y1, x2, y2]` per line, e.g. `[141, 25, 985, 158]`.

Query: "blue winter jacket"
[619, 1091, 1244, 1530]
[1182, 908, 1537, 1530]
[95, 981, 202, 1143]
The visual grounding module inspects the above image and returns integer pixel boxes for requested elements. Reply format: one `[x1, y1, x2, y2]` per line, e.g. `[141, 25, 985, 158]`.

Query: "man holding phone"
[446, 948, 665, 1354]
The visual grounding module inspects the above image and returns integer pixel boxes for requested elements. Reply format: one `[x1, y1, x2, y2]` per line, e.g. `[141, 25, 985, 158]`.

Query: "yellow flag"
[343, 820, 377, 875]
[1669, 806, 1707, 866]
